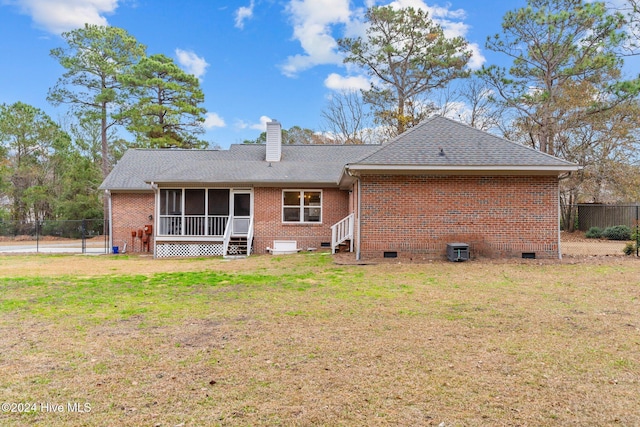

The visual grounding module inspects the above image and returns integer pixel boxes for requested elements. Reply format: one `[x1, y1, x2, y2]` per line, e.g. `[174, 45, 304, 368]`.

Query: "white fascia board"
[145, 180, 339, 188]
[106, 188, 154, 192]
[345, 164, 581, 174]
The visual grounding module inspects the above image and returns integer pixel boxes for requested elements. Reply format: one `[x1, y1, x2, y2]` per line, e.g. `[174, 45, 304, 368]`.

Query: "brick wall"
[111, 192, 154, 254]
[253, 187, 350, 253]
[358, 175, 560, 260]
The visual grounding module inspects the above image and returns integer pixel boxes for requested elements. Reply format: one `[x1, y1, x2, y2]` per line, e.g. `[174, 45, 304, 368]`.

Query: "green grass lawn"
[0, 253, 639, 426]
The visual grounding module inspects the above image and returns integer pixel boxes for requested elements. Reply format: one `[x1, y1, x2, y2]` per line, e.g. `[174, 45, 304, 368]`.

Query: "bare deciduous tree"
[321, 91, 378, 144]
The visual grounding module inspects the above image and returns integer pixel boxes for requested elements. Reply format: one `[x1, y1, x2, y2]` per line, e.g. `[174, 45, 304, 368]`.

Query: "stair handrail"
[222, 215, 232, 256]
[246, 217, 254, 255]
[331, 213, 354, 254]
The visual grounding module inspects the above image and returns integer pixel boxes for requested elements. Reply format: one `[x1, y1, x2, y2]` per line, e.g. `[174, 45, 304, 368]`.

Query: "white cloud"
[252, 115, 272, 131]
[280, 0, 485, 76]
[466, 43, 485, 70]
[324, 73, 371, 92]
[204, 112, 225, 129]
[4, 0, 118, 34]
[175, 49, 209, 80]
[235, 115, 271, 131]
[388, 0, 466, 22]
[234, 0, 254, 29]
[281, 0, 351, 77]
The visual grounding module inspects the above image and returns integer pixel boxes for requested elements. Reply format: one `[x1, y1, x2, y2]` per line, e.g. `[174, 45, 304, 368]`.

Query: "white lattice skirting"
[156, 243, 224, 258]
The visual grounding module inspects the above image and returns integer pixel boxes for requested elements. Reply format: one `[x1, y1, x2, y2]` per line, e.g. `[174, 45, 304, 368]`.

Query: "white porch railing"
[159, 215, 182, 235]
[208, 215, 229, 236]
[331, 213, 354, 254]
[184, 215, 205, 235]
[159, 215, 229, 236]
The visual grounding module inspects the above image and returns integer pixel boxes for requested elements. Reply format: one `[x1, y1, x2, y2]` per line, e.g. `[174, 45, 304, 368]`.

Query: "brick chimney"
[266, 119, 282, 162]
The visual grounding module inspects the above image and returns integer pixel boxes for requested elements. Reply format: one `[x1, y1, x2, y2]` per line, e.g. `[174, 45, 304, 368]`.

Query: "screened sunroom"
[157, 188, 252, 239]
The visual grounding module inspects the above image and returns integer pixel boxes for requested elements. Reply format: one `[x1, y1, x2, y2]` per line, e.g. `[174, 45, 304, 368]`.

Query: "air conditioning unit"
[446, 243, 469, 262]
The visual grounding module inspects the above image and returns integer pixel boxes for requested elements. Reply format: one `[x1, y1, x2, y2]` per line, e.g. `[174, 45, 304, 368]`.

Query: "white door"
[231, 190, 252, 235]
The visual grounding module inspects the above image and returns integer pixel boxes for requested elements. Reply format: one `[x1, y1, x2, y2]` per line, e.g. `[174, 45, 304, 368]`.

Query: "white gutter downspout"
[558, 186, 562, 260]
[356, 176, 362, 261]
[345, 166, 363, 261]
[151, 182, 159, 259]
[105, 190, 113, 253]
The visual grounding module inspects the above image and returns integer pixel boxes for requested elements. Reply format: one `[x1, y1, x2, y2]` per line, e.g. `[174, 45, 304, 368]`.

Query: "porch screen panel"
[208, 189, 229, 236]
[160, 189, 182, 215]
[208, 189, 230, 215]
[185, 189, 205, 235]
[185, 189, 205, 214]
[234, 193, 251, 217]
[160, 189, 182, 235]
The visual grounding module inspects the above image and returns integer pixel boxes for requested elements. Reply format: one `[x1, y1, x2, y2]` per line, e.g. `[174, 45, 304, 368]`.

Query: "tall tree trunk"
[397, 95, 406, 136]
[101, 101, 109, 220]
[560, 190, 576, 232]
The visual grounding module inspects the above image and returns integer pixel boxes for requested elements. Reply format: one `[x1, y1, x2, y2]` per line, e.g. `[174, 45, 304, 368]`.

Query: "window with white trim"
[283, 190, 322, 223]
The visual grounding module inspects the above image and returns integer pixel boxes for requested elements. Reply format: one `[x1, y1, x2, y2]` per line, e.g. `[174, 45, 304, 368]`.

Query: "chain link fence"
[0, 207, 638, 258]
[562, 204, 640, 258]
[0, 219, 109, 254]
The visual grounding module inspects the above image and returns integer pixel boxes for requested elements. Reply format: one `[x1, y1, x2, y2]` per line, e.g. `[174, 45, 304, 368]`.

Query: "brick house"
[99, 116, 578, 260]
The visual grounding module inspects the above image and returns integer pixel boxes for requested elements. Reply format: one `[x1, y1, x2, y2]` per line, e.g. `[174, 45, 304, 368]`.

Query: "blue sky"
[0, 0, 617, 149]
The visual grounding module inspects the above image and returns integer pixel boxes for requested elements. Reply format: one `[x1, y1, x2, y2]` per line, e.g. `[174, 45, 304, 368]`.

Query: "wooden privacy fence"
[577, 204, 640, 231]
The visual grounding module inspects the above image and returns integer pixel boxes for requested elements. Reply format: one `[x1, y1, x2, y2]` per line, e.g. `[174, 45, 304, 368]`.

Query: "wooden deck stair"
[226, 236, 250, 256]
[335, 239, 352, 253]
[331, 214, 354, 254]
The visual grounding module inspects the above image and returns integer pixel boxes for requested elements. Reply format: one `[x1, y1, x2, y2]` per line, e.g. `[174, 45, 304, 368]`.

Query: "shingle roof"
[99, 144, 379, 191]
[100, 117, 579, 191]
[350, 116, 578, 170]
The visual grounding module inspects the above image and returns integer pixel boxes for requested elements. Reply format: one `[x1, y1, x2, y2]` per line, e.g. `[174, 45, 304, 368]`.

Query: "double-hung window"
[283, 190, 322, 223]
